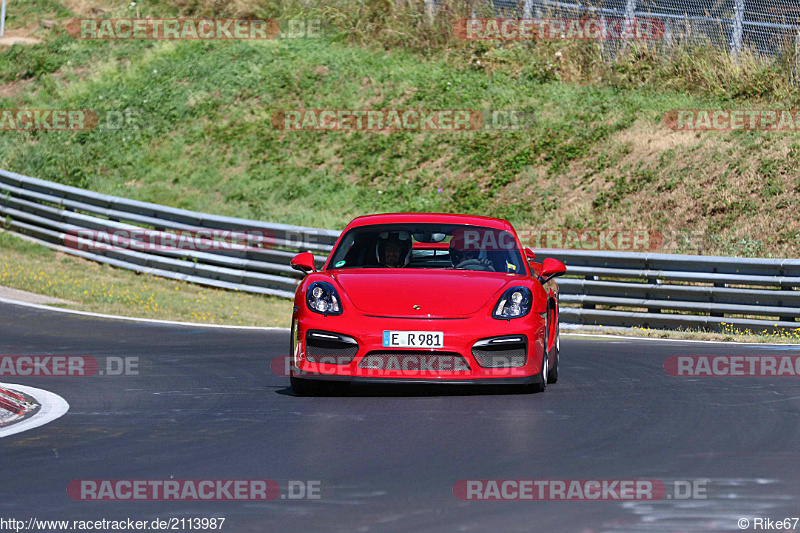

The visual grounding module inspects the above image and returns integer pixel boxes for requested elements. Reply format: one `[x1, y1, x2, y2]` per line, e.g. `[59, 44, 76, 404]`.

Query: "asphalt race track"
[2, 300, 799, 532]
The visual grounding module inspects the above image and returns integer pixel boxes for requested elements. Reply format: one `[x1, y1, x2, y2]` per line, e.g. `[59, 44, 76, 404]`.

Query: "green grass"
[2, 21, 796, 257]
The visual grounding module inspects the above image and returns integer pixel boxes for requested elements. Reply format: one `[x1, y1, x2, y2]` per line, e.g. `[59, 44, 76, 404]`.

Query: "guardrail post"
[683, 14, 691, 42]
[710, 282, 726, 317]
[731, 0, 744, 57]
[624, 0, 636, 21]
[794, 31, 800, 86]
[650, 278, 662, 313]
[663, 18, 673, 52]
[583, 275, 597, 309]
[624, 0, 636, 39]
[781, 281, 798, 322]
[523, 0, 532, 19]
[425, 0, 434, 23]
[598, 13, 607, 60]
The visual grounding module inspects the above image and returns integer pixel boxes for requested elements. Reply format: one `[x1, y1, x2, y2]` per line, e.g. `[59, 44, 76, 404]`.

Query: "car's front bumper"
[290, 310, 547, 382]
[290, 372, 544, 386]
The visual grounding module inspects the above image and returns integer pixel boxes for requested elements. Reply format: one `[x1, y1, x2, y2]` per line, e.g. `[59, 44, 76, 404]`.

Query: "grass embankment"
[0, 0, 797, 333]
[1, 0, 798, 255]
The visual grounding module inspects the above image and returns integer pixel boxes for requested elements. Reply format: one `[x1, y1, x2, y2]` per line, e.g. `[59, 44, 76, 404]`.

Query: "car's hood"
[328, 269, 517, 317]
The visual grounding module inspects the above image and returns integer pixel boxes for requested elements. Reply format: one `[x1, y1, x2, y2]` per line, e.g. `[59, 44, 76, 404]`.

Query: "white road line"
[0, 383, 69, 439]
[562, 332, 800, 346]
[0, 296, 290, 331]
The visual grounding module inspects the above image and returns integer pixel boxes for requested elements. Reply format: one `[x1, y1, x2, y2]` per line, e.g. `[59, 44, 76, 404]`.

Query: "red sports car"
[288, 213, 566, 394]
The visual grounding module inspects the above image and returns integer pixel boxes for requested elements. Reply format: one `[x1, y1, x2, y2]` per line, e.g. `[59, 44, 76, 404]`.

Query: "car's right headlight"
[306, 281, 342, 316]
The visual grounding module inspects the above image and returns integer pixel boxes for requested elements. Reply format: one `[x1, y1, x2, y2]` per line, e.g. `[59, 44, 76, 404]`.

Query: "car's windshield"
[327, 223, 526, 274]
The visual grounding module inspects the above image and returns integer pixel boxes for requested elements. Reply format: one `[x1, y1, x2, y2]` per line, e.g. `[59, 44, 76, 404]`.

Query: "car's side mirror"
[291, 252, 317, 274]
[524, 247, 536, 261]
[540, 258, 566, 284]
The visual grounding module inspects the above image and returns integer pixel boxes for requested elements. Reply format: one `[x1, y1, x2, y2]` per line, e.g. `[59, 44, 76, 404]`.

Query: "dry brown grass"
[59, 0, 113, 16]
[555, 120, 800, 255]
[0, 77, 34, 97]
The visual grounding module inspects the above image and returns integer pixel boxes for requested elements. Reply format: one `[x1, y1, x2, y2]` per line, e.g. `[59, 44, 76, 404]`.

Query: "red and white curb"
[0, 383, 69, 438]
[0, 385, 34, 420]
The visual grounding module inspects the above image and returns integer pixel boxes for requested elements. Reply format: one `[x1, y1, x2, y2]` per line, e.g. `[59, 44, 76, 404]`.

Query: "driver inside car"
[384, 241, 404, 268]
[376, 231, 411, 268]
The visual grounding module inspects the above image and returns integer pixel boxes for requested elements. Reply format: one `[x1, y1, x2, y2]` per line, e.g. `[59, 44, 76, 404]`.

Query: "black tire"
[547, 309, 559, 384]
[526, 310, 551, 394]
[529, 352, 547, 393]
[547, 351, 559, 384]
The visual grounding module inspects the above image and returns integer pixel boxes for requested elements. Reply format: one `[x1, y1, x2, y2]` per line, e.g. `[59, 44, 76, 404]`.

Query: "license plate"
[382, 331, 444, 348]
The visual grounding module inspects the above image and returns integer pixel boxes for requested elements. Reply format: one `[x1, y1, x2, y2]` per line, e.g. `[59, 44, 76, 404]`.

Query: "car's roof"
[345, 213, 513, 231]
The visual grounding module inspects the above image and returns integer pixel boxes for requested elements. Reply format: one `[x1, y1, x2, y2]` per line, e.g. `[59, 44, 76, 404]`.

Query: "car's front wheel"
[527, 308, 555, 394]
[547, 308, 559, 384]
[547, 351, 559, 384]
[529, 353, 548, 393]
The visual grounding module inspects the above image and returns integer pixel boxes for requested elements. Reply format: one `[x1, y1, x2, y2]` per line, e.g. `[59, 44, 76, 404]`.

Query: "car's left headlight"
[306, 281, 342, 316]
[492, 286, 532, 320]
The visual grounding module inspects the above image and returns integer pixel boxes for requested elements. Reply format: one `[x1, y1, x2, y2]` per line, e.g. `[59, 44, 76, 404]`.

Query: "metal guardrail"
[0, 168, 339, 299]
[1, 168, 798, 334]
[536, 249, 800, 333]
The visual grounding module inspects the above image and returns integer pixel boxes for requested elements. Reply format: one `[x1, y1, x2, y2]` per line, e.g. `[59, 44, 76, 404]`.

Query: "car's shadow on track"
[276, 384, 542, 397]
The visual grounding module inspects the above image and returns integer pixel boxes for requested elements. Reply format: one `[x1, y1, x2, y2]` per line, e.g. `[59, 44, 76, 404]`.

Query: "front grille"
[359, 351, 470, 372]
[472, 336, 527, 368]
[305, 330, 358, 364]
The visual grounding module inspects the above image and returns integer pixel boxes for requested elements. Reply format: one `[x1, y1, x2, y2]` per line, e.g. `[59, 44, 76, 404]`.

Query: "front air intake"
[305, 330, 358, 364]
[471, 336, 527, 368]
